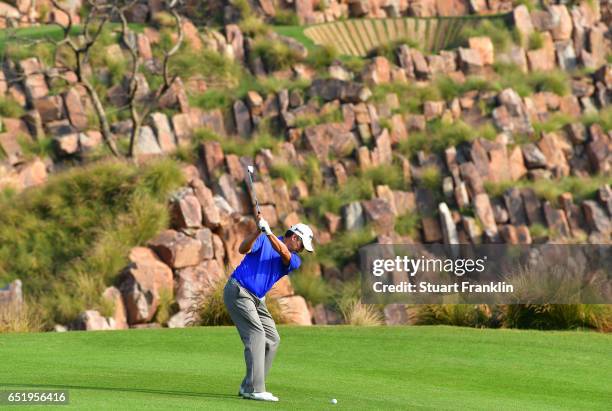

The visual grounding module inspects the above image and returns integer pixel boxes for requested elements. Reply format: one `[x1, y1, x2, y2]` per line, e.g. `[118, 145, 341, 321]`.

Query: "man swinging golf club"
[223, 169, 314, 402]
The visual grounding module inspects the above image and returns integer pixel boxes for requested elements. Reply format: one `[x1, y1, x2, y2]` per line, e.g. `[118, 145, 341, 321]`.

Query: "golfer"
[223, 217, 314, 402]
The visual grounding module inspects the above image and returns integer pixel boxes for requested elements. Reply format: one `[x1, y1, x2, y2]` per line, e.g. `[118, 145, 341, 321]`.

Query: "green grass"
[0, 23, 144, 54]
[0, 326, 610, 410]
[527, 31, 544, 50]
[272, 25, 318, 54]
[0, 96, 26, 118]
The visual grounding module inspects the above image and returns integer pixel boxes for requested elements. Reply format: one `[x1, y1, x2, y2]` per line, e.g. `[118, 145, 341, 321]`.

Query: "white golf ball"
[331, 398, 337, 404]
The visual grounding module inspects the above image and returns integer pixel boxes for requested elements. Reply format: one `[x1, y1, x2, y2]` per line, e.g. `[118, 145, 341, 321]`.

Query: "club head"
[247, 165, 255, 174]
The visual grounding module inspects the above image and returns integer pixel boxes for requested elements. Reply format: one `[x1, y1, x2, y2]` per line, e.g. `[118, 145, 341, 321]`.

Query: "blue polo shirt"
[231, 235, 301, 298]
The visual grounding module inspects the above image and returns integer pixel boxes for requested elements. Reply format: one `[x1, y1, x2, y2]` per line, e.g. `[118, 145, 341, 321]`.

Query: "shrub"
[307, 44, 339, 71]
[527, 70, 570, 96]
[503, 304, 612, 331]
[12, 134, 48, 162]
[395, 212, 421, 238]
[291, 272, 333, 306]
[461, 19, 514, 52]
[419, 165, 442, 191]
[269, 161, 300, 186]
[0, 159, 184, 327]
[532, 112, 575, 134]
[252, 38, 301, 71]
[493, 62, 533, 97]
[154, 287, 175, 326]
[399, 119, 480, 157]
[0, 96, 26, 118]
[362, 164, 405, 190]
[581, 106, 612, 132]
[193, 127, 281, 158]
[239, 15, 270, 37]
[302, 154, 323, 191]
[416, 304, 499, 328]
[336, 279, 383, 325]
[527, 31, 544, 50]
[189, 274, 286, 326]
[273, 10, 299, 26]
[294, 105, 343, 128]
[0, 299, 43, 333]
[302, 176, 373, 221]
[341, 299, 384, 325]
[170, 49, 243, 89]
[372, 82, 441, 114]
[436, 75, 499, 101]
[316, 227, 376, 267]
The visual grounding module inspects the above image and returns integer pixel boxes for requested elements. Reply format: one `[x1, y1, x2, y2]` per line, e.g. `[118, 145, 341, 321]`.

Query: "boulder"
[473, 193, 499, 241]
[74, 310, 115, 331]
[33, 95, 64, 122]
[550, 5, 573, 41]
[134, 126, 162, 156]
[543, 202, 571, 238]
[200, 140, 225, 181]
[503, 188, 527, 225]
[362, 198, 395, 235]
[343, 201, 365, 230]
[522, 144, 547, 169]
[63, 87, 87, 131]
[119, 247, 173, 324]
[277, 295, 312, 325]
[148, 229, 204, 269]
[468, 36, 494, 65]
[190, 178, 222, 229]
[582, 200, 611, 235]
[102, 286, 128, 330]
[175, 259, 225, 311]
[170, 189, 202, 229]
[521, 188, 544, 226]
[149, 112, 176, 153]
[458, 47, 484, 75]
[537, 132, 570, 176]
[438, 202, 458, 245]
[233, 100, 252, 138]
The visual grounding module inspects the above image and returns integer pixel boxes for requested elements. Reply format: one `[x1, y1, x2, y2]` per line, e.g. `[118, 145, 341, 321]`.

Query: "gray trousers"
[223, 279, 280, 393]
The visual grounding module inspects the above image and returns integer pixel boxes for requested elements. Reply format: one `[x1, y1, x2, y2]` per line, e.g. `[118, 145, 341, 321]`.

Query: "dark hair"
[285, 230, 296, 238]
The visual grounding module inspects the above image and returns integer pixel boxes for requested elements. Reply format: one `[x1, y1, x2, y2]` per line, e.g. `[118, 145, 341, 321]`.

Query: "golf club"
[246, 165, 262, 218]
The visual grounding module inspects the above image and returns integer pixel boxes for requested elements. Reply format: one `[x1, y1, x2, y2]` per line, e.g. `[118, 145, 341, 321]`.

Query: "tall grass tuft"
[503, 304, 611, 331]
[416, 305, 499, 328]
[0, 159, 184, 328]
[189, 273, 286, 326]
[316, 227, 376, 267]
[0, 300, 43, 333]
[337, 280, 383, 326]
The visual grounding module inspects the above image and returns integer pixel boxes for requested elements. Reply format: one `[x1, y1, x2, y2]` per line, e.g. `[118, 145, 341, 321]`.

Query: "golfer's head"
[285, 223, 314, 253]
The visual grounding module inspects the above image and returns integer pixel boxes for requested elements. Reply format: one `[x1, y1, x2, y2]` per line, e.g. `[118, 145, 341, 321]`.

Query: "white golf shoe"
[243, 391, 279, 402]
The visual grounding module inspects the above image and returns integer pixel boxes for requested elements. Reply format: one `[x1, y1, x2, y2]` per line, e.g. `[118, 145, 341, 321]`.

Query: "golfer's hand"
[258, 218, 273, 236]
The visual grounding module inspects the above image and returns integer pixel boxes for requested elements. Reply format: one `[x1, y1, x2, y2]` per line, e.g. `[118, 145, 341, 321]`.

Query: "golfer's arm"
[238, 230, 261, 254]
[265, 233, 292, 265]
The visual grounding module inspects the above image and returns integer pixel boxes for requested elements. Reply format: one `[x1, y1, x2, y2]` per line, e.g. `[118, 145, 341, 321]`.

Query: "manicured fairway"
[0, 326, 610, 410]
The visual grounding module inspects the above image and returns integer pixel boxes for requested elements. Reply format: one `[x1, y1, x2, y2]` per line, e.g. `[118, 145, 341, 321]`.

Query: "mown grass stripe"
[336, 21, 360, 56]
[426, 19, 438, 51]
[386, 18, 396, 41]
[406, 18, 416, 39]
[329, 22, 353, 56]
[395, 18, 406, 39]
[373, 19, 388, 46]
[362, 20, 379, 54]
[346, 20, 367, 56]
